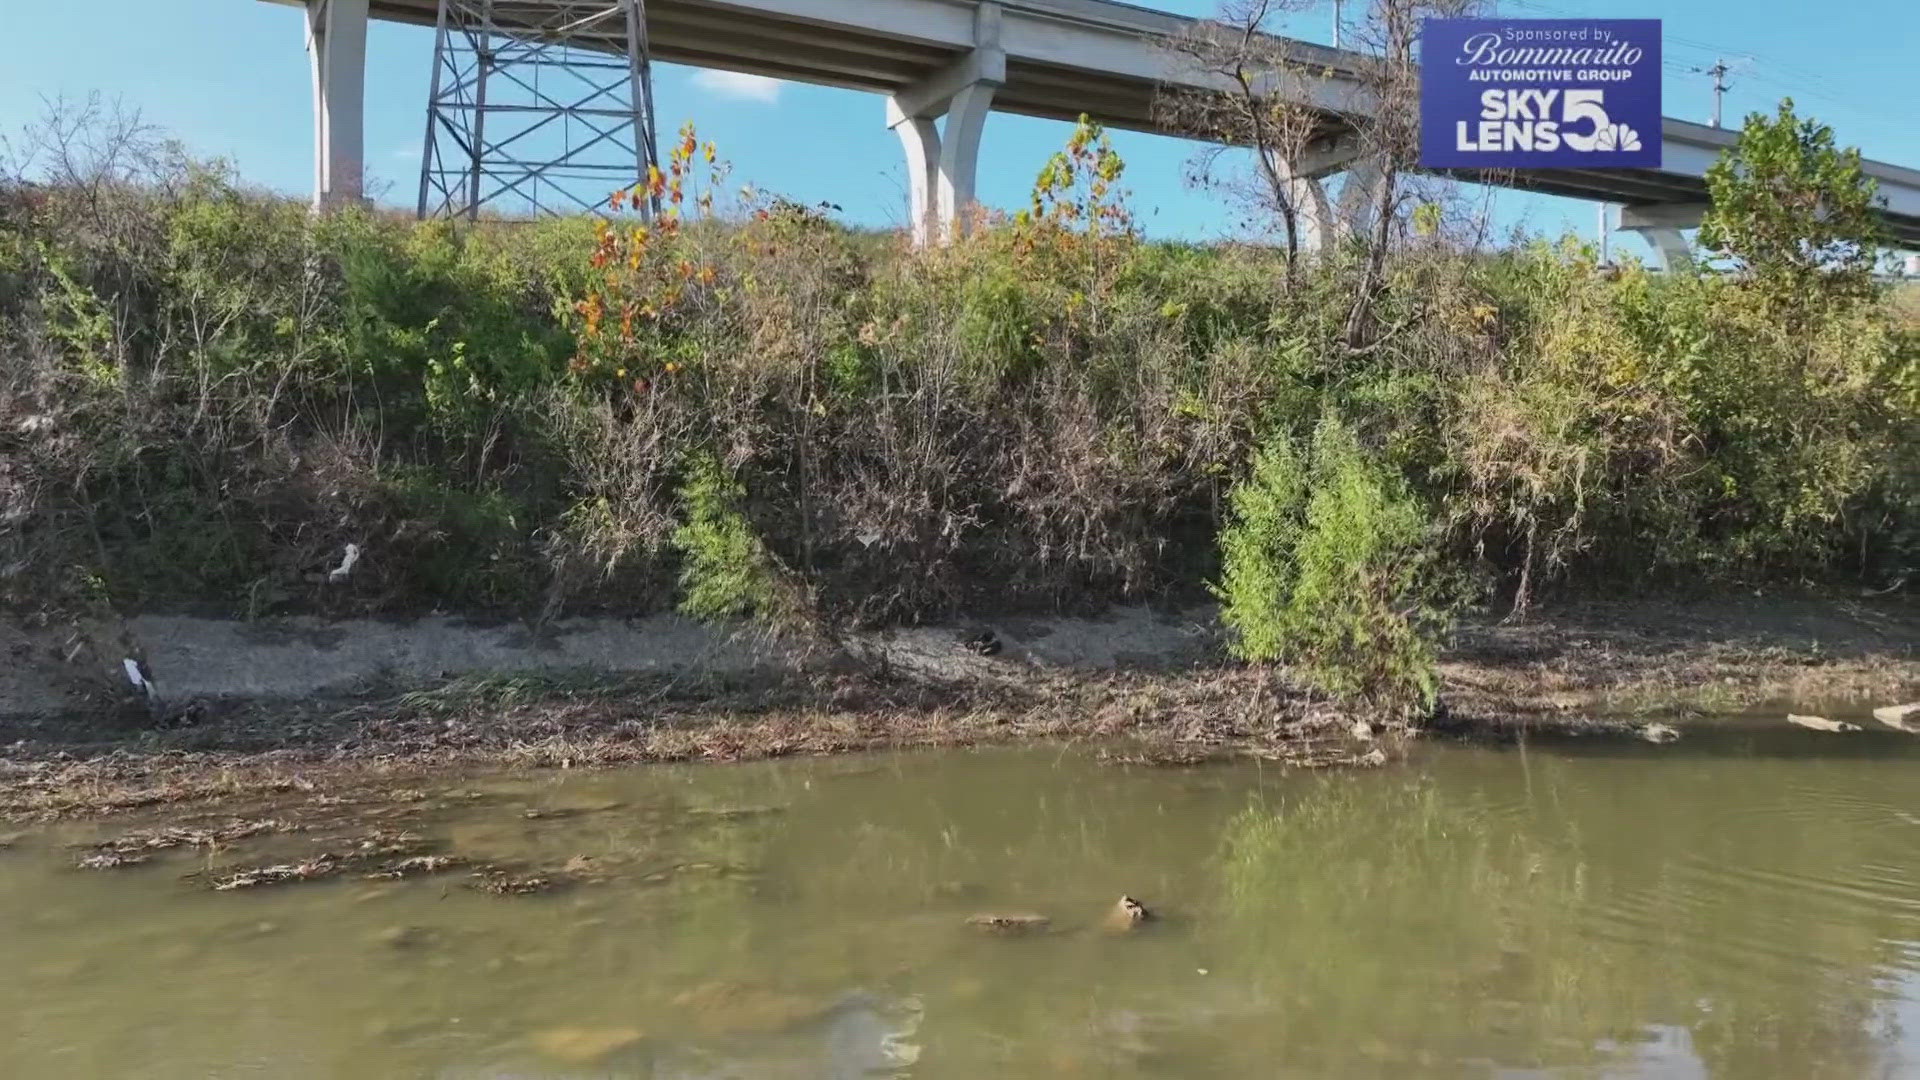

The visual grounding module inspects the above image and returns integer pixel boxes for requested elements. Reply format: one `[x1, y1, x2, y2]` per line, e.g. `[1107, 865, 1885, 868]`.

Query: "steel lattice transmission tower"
[418, 0, 659, 219]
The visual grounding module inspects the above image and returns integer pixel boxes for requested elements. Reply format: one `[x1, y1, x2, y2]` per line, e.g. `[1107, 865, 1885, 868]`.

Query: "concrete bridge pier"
[1618, 203, 1706, 271]
[305, 0, 369, 210]
[1278, 166, 1336, 254]
[1266, 136, 1386, 256]
[1333, 156, 1386, 244]
[886, 2, 1006, 245]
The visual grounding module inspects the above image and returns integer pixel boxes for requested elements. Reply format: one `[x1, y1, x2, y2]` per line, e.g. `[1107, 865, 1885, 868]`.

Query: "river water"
[3, 728, 1919, 1078]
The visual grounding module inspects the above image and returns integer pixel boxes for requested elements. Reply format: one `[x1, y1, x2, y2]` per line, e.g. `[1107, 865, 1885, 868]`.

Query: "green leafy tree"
[1698, 99, 1884, 319]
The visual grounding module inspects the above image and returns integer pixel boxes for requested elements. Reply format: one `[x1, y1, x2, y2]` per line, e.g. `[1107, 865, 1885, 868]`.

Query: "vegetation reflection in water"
[2, 736, 1918, 1078]
[1214, 747, 1920, 1079]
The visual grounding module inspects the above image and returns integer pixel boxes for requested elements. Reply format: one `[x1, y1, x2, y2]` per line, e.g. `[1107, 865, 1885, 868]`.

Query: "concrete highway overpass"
[282, 0, 1920, 262]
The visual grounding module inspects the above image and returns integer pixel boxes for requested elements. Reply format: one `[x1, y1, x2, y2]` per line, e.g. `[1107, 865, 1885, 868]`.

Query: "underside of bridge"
[347, 0, 1181, 129]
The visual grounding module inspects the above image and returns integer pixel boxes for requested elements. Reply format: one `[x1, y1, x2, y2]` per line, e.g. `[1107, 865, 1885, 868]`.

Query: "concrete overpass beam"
[304, 0, 369, 210]
[1294, 133, 1363, 181]
[1619, 203, 1707, 270]
[889, 47, 1008, 123]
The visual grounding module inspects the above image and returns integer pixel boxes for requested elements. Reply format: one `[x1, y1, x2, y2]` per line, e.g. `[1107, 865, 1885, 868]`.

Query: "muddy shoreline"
[2, 597, 1915, 820]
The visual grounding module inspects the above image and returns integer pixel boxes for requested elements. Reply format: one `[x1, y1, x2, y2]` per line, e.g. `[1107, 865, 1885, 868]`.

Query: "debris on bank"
[471, 869, 564, 896]
[76, 850, 150, 870]
[4, 599, 1916, 821]
[1788, 713, 1862, 733]
[1875, 702, 1920, 733]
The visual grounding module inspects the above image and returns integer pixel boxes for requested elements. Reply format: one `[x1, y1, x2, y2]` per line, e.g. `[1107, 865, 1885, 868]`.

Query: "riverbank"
[1440, 596, 1920, 729]
[3, 597, 1914, 820]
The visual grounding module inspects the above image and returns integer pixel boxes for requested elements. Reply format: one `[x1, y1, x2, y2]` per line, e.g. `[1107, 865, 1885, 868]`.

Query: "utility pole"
[1332, 0, 1342, 50]
[1699, 58, 1730, 128]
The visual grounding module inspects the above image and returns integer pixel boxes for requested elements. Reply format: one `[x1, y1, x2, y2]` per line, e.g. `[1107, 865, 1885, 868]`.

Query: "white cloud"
[690, 70, 784, 104]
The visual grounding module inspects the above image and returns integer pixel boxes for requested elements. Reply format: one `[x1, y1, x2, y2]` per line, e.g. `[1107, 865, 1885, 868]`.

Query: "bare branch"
[1156, 0, 1329, 280]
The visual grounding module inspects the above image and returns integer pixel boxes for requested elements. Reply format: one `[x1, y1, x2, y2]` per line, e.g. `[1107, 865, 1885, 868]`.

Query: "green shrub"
[1214, 427, 1308, 663]
[1215, 416, 1440, 723]
[670, 453, 804, 628]
[330, 214, 573, 426]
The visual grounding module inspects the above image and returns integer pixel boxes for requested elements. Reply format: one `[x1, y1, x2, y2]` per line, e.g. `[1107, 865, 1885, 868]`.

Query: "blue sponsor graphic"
[1420, 18, 1662, 170]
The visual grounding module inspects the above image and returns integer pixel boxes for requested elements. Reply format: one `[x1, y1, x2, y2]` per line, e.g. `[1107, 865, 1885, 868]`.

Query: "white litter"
[327, 543, 361, 583]
[1787, 713, 1860, 733]
[122, 658, 159, 701]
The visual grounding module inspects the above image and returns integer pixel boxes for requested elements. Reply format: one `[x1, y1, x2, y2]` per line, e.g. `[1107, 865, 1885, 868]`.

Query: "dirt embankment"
[1, 597, 1915, 819]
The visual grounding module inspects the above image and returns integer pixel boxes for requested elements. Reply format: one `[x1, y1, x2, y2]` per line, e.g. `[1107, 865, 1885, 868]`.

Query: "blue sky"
[2, 0, 1914, 255]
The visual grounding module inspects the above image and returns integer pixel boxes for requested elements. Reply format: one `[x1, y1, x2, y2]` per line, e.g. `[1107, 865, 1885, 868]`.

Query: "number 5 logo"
[1560, 91, 1611, 151]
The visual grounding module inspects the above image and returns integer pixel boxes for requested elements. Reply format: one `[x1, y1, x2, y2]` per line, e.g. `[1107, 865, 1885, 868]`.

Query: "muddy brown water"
[4, 727, 1920, 1078]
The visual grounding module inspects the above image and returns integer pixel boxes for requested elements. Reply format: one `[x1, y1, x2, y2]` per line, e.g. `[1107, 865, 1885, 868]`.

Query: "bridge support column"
[1266, 152, 1336, 255]
[885, 2, 1006, 245]
[305, 0, 369, 210]
[1335, 156, 1386, 246]
[1630, 227, 1694, 271]
[1267, 134, 1388, 256]
[936, 81, 996, 241]
[888, 109, 943, 248]
[1618, 203, 1706, 271]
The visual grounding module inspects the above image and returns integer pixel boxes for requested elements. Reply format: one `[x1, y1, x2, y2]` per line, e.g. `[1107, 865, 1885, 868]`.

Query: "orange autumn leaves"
[570, 123, 725, 392]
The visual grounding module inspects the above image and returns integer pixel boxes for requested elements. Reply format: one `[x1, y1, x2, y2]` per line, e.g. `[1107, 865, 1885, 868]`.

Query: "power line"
[1494, 0, 1894, 127]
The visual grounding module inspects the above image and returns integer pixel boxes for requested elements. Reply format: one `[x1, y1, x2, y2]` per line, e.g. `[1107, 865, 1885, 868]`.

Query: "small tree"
[1022, 115, 1133, 241]
[1698, 99, 1884, 319]
[1158, 0, 1326, 284]
[1164, 0, 1479, 340]
[1011, 116, 1139, 343]
[1336, 0, 1482, 350]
